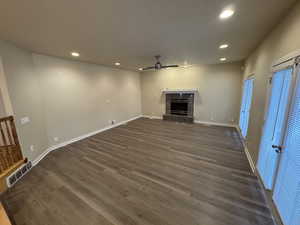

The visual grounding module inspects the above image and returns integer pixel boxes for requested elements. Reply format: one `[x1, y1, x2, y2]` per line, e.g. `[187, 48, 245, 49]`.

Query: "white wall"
[243, 1, 300, 164]
[33, 54, 141, 147]
[0, 56, 14, 117]
[0, 40, 142, 161]
[0, 40, 48, 161]
[141, 62, 243, 125]
[0, 94, 5, 117]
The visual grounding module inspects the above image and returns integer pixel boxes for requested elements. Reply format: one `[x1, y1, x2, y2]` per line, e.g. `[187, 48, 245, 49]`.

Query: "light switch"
[20, 117, 30, 125]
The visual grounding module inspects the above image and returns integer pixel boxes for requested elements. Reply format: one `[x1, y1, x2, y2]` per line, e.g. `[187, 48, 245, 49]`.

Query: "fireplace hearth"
[163, 93, 194, 123]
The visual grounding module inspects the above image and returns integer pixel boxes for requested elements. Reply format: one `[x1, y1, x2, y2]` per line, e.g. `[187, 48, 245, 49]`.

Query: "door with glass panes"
[272, 65, 300, 225]
[257, 61, 300, 225]
[239, 78, 254, 138]
[257, 68, 293, 190]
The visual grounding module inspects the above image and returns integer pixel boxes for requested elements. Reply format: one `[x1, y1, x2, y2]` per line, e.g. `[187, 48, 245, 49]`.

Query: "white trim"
[244, 145, 256, 173]
[142, 115, 163, 120]
[162, 88, 198, 94]
[32, 115, 143, 166]
[32, 147, 52, 167]
[194, 120, 236, 128]
[235, 125, 256, 173]
[142, 115, 237, 128]
[144, 116, 253, 170]
[271, 49, 300, 71]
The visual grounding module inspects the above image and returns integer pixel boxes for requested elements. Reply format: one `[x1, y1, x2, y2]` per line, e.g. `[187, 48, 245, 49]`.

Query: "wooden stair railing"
[0, 116, 23, 174]
[0, 202, 12, 225]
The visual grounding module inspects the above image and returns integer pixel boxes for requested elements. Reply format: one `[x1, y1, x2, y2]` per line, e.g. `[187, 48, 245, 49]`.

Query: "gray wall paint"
[0, 40, 141, 161]
[0, 40, 48, 161]
[243, 1, 300, 164]
[141, 62, 243, 125]
[0, 93, 5, 117]
[6, 0, 300, 166]
[33, 54, 141, 147]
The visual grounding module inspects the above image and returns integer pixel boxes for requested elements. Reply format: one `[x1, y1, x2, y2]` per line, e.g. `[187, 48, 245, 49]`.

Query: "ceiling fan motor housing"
[155, 62, 162, 69]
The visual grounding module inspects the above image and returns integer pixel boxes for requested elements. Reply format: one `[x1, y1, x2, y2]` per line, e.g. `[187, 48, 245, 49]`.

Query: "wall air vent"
[6, 161, 32, 188]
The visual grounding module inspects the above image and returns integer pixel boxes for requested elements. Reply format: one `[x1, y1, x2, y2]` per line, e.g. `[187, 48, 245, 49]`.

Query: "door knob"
[272, 145, 283, 153]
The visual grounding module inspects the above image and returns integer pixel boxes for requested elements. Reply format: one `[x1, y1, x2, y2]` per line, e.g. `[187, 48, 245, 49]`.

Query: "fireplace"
[163, 93, 194, 123]
[171, 102, 188, 115]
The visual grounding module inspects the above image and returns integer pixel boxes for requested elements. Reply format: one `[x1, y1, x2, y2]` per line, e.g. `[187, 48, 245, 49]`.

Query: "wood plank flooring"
[2, 118, 276, 225]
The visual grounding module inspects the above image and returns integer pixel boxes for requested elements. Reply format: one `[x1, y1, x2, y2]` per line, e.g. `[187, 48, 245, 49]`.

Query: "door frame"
[271, 59, 300, 225]
[274, 65, 298, 192]
[259, 63, 298, 192]
[256, 66, 298, 192]
[239, 77, 254, 139]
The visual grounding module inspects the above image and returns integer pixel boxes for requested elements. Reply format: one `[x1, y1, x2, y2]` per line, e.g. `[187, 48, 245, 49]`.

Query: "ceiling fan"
[142, 55, 179, 71]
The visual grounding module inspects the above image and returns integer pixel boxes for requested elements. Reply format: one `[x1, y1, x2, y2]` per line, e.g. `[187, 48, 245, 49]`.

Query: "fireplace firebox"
[171, 102, 188, 115]
[163, 93, 194, 123]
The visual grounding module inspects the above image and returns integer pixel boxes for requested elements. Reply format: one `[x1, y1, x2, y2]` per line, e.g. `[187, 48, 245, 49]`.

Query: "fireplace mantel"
[162, 88, 198, 94]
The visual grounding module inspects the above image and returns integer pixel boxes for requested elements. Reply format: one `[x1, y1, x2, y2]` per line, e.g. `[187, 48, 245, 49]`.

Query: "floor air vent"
[6, 161, 32, 188]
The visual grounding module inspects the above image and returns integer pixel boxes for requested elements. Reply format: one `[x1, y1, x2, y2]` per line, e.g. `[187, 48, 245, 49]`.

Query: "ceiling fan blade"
[142, 66, 156, 71]
[162, 65, 179, 68]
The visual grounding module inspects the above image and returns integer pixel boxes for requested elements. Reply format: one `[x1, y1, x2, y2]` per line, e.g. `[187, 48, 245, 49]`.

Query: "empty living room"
[1, 0, 300, 225]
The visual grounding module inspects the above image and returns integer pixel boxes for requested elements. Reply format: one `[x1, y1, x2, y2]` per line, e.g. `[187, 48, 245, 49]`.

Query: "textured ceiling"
[0, 0, 296, 71]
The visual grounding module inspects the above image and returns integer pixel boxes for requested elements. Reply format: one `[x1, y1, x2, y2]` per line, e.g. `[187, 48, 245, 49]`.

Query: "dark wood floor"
[2, 118, 276, 225]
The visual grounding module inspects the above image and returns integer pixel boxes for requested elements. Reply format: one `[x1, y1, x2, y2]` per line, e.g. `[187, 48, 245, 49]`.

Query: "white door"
[257, 68, 293, 190]
[273, 66, 300, 225]
[239, 78, 254, 138]
[239, 81, 248, 135]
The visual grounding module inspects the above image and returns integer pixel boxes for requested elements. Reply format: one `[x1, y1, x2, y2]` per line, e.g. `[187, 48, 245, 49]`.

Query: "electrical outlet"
[20, 117, 30, 125]
[54, 137, 59, 142]
[30, 145, 35, 152]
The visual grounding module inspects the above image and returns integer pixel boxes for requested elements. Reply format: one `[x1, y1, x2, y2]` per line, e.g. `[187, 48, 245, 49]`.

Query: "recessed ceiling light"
[220, 57, 227, 61]
[219, 44, 229, 49]
[219, 9, 235, 19]
[71, 52, 80, 57]
[115, 62, 121, 66]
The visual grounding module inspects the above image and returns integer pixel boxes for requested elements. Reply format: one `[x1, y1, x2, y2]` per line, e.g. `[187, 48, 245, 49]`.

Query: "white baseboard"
[142, 116, 256, 171]
[235, 126, 256, 173]
[244, 145, 256, 173]
[32, 115, 143, 166]
[194, 120, 237, 128]
[142, 115, 163, 120]
[142, 115, 237, 128]
[32, 115, 255, 174]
